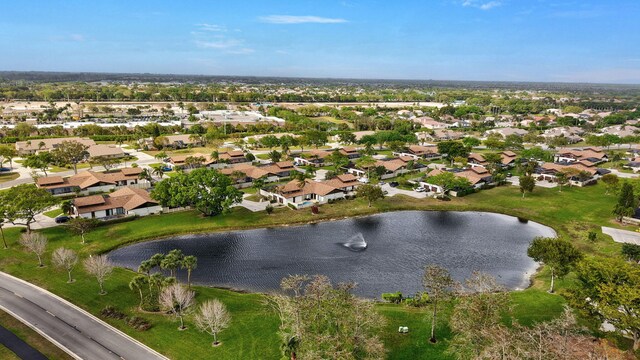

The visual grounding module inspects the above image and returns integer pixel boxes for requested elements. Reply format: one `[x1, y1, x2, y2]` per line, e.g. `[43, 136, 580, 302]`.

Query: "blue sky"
[1, 1, 639, 83]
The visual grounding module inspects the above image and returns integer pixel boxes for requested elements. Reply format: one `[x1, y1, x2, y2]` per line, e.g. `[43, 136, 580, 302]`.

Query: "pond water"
[108, 211, 555, 298]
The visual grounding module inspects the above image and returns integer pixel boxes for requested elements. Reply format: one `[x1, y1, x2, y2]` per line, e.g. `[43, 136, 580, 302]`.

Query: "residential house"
[419, 166, 492, 194]
[338, 147, 361, 160]
[553, 147, 608, 165]
[36, 168, 146, 196]
[485, 128, 529, 138]
[163, 134, 204, 149]
[87, 144, 126, 159]
[467, 151, 518, 168]
[72, 187, 161, 219]
[413, 117, 450, 129]
[542, 127, 584, 143]
[535, 162, 609, 187]
[15, 137, 96, 155]
[260, 174, 360, 209]
[166, 150, 248, 170]
[394, 145, 441, 160]
[600, 125, 638, 138]
[348, 156, 426, 180]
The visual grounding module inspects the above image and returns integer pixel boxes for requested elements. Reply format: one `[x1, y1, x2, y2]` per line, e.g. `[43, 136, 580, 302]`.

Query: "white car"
[415, 187, 426, 192]
[359, 177, 370, 184]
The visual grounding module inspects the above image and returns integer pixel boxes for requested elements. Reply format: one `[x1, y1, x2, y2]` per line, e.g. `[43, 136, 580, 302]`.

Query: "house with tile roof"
[535, 161, 609, 187]
[36, 168, 147, 196]
[71, 187, 161, 219]
[87, 144, 126, 159]
[553, 147, 608, 165]
[15, 137, 96, 155]
[166, 150, 249, 170]
[393, 145, 441, 160]
[260, 174, 361, 209]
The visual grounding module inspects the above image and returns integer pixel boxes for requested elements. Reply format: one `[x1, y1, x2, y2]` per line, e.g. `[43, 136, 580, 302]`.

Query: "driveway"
[507, 176, 558, 188]
[0, 272, 168, 360]
[380, 184, 428, 199]
[601, 226, 640, 245]
[234, 193, 270, 212]
[0, 324, 48, 360]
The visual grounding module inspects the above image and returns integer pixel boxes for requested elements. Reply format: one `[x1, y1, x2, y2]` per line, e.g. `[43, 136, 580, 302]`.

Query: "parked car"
[55, 216, 71, 224]
[379, 181, 386, 185]
[415, 187, 425, 192]
[389, 181, 399, 187]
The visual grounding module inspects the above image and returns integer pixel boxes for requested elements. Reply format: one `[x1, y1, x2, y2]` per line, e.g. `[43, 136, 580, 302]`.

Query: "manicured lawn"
[0, 172, 19, 183]
[0, 310, 73, 360]
[43, 208, 63, 218]
[0, 181, 634, 359]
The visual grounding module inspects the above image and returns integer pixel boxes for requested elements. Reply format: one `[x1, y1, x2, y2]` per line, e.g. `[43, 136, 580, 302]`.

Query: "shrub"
[381, 292, 404, 304]
[405, 292, 430, 307]
[265, 204, 274, 215]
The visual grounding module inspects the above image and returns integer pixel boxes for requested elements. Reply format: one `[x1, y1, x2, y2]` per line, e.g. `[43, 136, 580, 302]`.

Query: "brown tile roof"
[408, 145, 438, 155]
[275, 179, 345, 198]
[376, 159, 407, 172]
[73, 187, 157, 213]
[468, 153, 486, 163]
[36, 176, 64, 186]
[541, 162, 598, 175]
[73, 195, 106, 207]
[37, 168, 142, 190]
[87, 144, 125, 158]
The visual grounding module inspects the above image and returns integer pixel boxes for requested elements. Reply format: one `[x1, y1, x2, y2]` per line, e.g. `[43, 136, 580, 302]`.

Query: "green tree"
[23, 152, 54, 176]
[1, 184, 57, 232]
[519, 175, 535, 198]
[0, 145, 17, 169]
[556, 172, 568, 192]
[427, 171, 472, 194]
[66, 217, 99, 244]
[423, 264, 456, 343]
[571, 257, 640, 351]
[151, 168, 243, 216]
[161, 249, 185, 278]
[437, 141, 470, 164]
[51, 140, 89, 174]
[268, 150, 282, 163]
[328, 150, 349, 173]
[601, 173, 619, 195]
[461, 137, 481, 148]
[527, 237, 583, 293]
[355, 155, 376, 180]
[621, 243, 640, 263]
[357, 184, 385, 207]
[613, 182, 637, 221]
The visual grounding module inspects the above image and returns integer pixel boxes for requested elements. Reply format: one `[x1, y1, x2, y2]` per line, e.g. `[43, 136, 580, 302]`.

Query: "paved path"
[235, 193, 270, 212]
[0, 324, 48, 360]
[0, 272, 168, 360]
[601, 226, 640, 245]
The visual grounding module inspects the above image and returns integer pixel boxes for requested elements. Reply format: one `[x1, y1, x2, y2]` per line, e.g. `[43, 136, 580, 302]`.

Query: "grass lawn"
[43, 208, 63, 218]
[311, 116, 354, 128]
[0, 172, 19, 183]
[0, 310, 73, 360]
[0, 182, 634, 359]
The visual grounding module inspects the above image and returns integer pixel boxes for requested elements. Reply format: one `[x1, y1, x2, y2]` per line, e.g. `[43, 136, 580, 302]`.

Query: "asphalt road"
[0, 324, 47, 360]
[0, 272, 168, 360]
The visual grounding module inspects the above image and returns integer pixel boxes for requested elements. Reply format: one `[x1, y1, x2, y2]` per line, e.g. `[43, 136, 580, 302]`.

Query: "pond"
[108, 211, 555, 298]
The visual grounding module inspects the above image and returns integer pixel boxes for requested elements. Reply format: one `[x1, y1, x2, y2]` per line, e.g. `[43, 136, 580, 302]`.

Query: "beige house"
[15, 137, 96, 155]
[87, 144, 126, 159]
[260, 174, 361, 209]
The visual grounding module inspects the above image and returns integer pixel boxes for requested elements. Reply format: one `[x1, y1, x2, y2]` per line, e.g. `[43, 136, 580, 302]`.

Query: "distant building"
[15, 137, 96, 155]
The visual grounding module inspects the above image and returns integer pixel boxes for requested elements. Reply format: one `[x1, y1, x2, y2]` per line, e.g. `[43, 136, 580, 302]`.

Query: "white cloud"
[191, 25, 254, 55]
[196, 23, 227, 32]
[461, 1, 502, 10]
[259, 15, 348, 24]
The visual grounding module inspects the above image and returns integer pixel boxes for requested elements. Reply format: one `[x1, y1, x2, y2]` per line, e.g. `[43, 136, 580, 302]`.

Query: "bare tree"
[194, 299, 231, 346]
[423, 264, 456, 343]
[159, 283, 195, 330]
[83, 255, 114, 295]
[52, 247, 78, 283]
[19, 232, 48, 267]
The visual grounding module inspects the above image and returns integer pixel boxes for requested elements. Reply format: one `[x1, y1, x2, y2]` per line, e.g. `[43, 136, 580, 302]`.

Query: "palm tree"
[129, 275, 147, 308]
[181, 256, 197, 289]
[152, 166, 165, 180]
[139, 168, 154, 184]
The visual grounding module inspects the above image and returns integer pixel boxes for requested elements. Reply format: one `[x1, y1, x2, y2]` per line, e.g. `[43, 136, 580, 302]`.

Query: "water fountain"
[343, 233, 368, 251]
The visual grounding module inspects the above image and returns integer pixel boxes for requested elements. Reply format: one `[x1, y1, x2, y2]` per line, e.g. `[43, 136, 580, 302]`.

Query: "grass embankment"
[0, 182, 630, 359]
[0, 172, 19, 184]
[0, 310, 73, 360]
